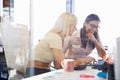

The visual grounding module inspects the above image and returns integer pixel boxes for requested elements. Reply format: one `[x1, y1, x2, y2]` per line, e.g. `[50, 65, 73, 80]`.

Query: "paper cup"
[61, 59, 74, 72]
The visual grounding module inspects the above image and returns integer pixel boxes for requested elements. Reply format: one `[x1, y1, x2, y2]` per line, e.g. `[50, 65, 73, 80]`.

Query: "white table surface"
[22, 66, 100, 80]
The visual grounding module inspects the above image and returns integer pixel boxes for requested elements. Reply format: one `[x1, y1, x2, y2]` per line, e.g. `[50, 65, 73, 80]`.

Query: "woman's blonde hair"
[48, 12, 77, 38]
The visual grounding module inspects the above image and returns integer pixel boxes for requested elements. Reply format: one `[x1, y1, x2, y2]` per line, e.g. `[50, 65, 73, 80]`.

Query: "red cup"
[61, 59, 74, 72]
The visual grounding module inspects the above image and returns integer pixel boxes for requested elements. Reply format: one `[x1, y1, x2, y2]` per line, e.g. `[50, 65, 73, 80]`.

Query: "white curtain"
[0, 20, 29, 73]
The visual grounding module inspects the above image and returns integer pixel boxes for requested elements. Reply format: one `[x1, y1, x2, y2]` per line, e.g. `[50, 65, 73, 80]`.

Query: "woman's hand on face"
[86, 31, 94, 37]
[85, 23, 95, 39]
[86, 31, 96, 41]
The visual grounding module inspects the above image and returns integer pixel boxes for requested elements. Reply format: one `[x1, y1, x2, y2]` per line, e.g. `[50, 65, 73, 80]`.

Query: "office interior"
[0, 0, 120, 80]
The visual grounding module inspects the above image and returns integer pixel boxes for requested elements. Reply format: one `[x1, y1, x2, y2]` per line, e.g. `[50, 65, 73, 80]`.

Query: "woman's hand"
[104, 54, 114, 64]
[84, 56, 95, 63]
[87, 32, 96, 41]
[85, 24, 96, 41]
[74, 56, 95, 66]
[85, 23, 99, 41]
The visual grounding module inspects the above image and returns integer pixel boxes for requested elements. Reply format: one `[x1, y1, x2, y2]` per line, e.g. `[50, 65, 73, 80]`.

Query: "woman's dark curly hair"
[80, 14, 100, 49]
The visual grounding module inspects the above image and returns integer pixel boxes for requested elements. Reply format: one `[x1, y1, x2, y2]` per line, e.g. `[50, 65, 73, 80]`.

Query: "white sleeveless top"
[64, 36, 93, 59]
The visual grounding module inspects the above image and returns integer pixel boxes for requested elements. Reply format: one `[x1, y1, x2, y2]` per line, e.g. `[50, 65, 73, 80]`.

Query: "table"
[22, 66, 99, 80]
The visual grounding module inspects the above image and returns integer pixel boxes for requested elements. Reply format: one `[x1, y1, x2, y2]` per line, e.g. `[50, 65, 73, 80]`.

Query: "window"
[32, 0, 66, 46]
[74, 0, 120, 52]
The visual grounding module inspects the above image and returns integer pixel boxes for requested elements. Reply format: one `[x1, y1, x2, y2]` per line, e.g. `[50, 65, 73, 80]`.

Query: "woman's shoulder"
[47, 32, 60, 38]
[46, 32, 62, 41]
[68, 36, 81, 45]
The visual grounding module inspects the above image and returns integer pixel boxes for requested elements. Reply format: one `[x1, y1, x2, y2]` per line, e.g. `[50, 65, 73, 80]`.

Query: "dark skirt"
[25, 67, 51, 78]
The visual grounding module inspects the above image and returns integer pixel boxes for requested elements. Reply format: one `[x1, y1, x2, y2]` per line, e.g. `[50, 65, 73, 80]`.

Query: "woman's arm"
[74, 56, 95, 66]
[93, 39, 106, 58]
[52, 48, 64, 69]
[87, 32, 106, 59]
[52, 48, 95, 68]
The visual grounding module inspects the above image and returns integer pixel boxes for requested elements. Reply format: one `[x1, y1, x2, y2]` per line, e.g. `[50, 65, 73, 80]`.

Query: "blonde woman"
[25, 12, 83, 77]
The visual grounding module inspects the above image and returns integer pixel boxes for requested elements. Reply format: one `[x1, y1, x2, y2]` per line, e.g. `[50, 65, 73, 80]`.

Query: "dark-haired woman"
[63, 14, 106, 65]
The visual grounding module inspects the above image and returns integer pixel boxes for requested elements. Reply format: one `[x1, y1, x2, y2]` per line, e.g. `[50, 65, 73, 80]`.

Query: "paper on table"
[80, 74, 95, 78]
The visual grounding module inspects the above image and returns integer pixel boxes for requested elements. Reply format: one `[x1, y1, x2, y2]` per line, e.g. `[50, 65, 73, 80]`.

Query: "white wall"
[0, 0, 3, 16]
[32, 0, 66, 46]
[75, 0, 120, 52]
[14, 0, 120, 51]
[14, 0, 30, 26]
